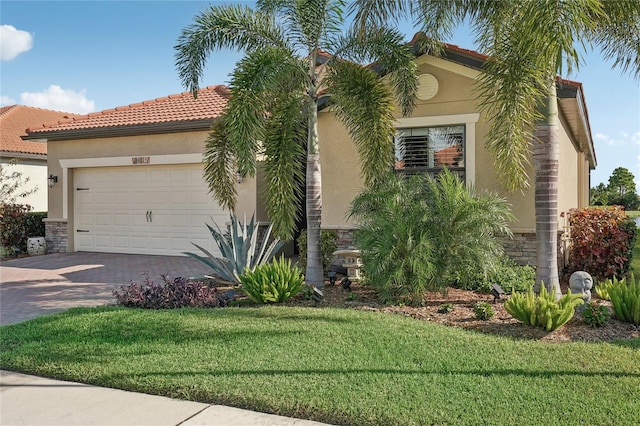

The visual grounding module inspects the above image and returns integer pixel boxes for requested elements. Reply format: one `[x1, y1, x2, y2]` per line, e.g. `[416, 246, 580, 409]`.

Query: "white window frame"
[394, 113, 479, 186]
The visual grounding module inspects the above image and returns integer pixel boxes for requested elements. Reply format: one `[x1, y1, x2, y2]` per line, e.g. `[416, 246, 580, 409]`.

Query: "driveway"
[0, 252, 213, 325]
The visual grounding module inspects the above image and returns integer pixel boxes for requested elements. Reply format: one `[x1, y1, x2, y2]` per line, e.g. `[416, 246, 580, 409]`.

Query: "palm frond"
[175, 4, 289, 96]
[202, 119, 237, 211]
[329, 25, 418, 117]
[348, 0, 410, 34]
[592, 0, 640, 79]
[262, 94, 307, 240]
[324, 61, 396, 186]
[224, 47, 308, 177]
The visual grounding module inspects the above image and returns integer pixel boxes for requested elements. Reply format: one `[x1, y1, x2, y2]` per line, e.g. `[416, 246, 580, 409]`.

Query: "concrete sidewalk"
[0, 370, 331, 426]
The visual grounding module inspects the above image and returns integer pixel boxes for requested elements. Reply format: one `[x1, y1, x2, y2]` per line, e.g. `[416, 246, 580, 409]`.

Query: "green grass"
[2, 307, 639, 426]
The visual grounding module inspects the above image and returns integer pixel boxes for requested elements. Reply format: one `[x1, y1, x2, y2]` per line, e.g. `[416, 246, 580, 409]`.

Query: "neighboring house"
[0, 105, 79, 211]
[24, 42, 595, 267]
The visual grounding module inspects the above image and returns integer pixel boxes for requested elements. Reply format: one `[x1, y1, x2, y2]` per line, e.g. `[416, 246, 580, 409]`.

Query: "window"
[394, 125, 465, 179]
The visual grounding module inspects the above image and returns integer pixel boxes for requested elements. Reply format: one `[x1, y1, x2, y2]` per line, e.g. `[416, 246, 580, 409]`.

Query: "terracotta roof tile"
[26, 85, 230, 136]
[0, 106, 81, 155]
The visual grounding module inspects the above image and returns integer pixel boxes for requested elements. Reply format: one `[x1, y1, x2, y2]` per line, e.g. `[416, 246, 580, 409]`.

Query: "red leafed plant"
[567, 206, 636, 282]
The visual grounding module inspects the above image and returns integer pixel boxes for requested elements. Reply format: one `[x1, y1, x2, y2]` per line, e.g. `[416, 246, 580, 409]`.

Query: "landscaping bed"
[285, 282, 640, 343]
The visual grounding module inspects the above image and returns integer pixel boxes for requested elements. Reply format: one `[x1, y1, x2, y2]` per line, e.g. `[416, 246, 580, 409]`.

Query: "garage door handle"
[77, 229, 89, 233]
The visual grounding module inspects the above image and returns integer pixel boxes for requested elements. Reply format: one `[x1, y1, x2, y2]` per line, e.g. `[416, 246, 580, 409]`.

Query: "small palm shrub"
[581, 301, 611, 327]
[349, 169, 513, 306]
[609, 273, 640, 325]
[185, 213, 284, 284]
[112, 275, 223, 309]
[504, 285, 584, 331]
[473, 301, 495, 320]
[239, 256, 304, 303]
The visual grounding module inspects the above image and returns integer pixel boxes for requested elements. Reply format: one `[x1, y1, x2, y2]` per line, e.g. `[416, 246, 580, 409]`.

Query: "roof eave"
[0, 151, 47, 160]
[22, 119, 216, 141]
[556, 82, 597, 169]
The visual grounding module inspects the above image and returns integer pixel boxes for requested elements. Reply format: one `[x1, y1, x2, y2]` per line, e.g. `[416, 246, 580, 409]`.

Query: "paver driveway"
[0, 252, 212, 325]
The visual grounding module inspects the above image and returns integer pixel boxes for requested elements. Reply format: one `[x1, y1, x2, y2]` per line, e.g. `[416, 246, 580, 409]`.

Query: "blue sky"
[1, 0, 638, 187]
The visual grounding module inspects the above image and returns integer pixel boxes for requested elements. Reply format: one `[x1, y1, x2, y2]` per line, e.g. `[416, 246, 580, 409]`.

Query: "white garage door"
[74, 164, 227, 256]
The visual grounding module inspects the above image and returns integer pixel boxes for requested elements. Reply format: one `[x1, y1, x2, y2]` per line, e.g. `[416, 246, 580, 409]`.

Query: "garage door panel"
[113, 214, 130, 226]
[75, 165, 226, 256]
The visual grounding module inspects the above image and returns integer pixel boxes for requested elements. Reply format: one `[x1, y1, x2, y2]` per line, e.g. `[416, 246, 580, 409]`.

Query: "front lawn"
[1, 306, 638, 425]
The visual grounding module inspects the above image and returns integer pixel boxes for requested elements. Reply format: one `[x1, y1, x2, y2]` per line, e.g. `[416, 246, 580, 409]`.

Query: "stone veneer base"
[43, 218, 68, 254]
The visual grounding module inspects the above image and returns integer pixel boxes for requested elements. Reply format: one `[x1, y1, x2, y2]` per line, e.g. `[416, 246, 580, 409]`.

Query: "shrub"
[473, 301, 495, 320]
[581, 301, 611, 327]
[567, 206, 635, 281]
[452, 255, 535, 294]
[112, 275, 224, 309]
[297, 229, 338, 272]
[185, 213, 284, 284]
[349, 169, 513, 306]
[0, 203, 32, 252]
[609, 273, 640, 325]
[438, 303, 454, 314]
[24, 211, 47, 238]
[504, 285, 584, 331]
[239, 256, 304, 303]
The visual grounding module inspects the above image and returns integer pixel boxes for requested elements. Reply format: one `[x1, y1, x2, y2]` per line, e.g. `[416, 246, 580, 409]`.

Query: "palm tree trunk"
[533, 82, 561, 299]
[305, 56, 324, 288]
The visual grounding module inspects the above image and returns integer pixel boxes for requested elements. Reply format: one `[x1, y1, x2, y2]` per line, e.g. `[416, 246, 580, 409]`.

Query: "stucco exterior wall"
[557, 113, 580, 218]
[1, 157, 48, 212]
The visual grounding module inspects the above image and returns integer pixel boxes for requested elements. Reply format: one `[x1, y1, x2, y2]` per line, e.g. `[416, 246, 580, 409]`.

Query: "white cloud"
[0, 95, 16, 106]
[20, 85, 95, 114]
[0, 25, 33, 61]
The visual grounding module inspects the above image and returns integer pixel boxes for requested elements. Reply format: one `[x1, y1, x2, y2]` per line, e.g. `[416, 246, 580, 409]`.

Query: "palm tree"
[352, 0, 640, 297]
[175, 0, 418, 287]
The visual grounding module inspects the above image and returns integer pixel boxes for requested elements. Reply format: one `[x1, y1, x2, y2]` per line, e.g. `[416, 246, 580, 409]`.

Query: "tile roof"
[26, 85, 230, 137]
[0, 105, 81, 156]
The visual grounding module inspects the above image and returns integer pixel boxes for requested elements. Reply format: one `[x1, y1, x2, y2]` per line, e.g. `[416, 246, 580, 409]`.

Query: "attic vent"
[417, 74, 439, 100]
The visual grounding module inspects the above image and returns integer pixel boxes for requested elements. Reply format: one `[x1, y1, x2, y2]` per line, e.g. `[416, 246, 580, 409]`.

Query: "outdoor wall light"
[47, 174, 58, 188]
[236, 170, 243, 184]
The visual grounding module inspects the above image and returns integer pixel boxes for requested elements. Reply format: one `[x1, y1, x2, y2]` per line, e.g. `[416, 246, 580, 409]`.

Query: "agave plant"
[185, 213, 284, 284]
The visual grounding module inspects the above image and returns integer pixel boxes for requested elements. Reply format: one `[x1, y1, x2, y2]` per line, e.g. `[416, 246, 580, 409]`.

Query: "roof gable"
[0, 105, 80, 156]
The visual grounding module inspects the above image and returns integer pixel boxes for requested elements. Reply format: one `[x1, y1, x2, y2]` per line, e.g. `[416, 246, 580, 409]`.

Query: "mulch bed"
[283, 282, 640, 343]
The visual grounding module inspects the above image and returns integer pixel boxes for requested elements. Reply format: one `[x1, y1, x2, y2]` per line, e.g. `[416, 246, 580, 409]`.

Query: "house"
[318, 41, 595, 267]
[0, 105, 80, 211]
[23, 42, 595, 267]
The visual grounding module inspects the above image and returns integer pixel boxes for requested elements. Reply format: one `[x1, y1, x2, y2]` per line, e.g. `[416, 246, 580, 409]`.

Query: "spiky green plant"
[185, 213, 284, 284]
[239, 256, 305, 304]
[505, 285, 584, 331]
[609, 273, 640, 325]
